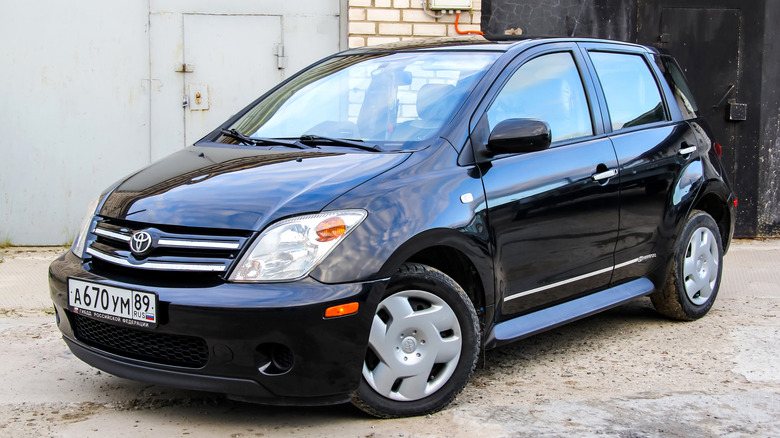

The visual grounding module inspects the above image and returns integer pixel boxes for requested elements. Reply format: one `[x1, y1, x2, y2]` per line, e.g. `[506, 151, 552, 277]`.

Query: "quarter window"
[589, 52, 668, 130]
[486, 52, 593, 143]
[655, 55, 698, 120]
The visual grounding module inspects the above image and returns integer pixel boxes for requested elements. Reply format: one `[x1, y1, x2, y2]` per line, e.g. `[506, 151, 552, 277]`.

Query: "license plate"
[68, 278, 158, 329]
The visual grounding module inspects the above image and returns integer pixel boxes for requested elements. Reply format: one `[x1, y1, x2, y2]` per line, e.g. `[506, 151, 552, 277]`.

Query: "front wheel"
[351, 263, 480, 418]
[652, 210, 724, 320]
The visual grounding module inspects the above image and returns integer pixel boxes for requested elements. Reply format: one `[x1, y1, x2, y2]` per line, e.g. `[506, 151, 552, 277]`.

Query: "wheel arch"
[692, 190, 733, 252]
[377, 229, 494, 328]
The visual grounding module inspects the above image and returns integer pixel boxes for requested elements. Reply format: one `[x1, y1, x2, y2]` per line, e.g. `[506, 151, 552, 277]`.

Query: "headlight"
[229, 210, 367, 282]
[71, 198, 100, 258]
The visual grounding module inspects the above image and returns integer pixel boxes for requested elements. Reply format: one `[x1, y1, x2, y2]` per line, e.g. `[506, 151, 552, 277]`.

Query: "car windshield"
[225, 51, 500, 150]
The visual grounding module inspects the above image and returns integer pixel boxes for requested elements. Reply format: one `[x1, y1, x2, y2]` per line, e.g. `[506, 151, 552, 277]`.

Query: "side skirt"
[485, 278, 655, 348]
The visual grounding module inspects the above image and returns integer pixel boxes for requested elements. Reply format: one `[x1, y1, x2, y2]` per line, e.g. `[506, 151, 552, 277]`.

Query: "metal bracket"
[275, 45, 287, 70]
[728, 99, 747, 121]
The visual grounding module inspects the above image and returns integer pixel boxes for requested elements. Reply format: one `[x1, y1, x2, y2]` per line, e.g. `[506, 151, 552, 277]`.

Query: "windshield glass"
[226, 51, 499, 149]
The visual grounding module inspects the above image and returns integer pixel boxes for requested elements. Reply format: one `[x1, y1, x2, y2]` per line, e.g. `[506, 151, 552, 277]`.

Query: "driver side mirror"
[487, 118, 552, 155]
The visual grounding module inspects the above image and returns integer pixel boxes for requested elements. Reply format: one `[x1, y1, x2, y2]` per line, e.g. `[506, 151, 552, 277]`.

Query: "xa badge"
[130, 231, 153, 256]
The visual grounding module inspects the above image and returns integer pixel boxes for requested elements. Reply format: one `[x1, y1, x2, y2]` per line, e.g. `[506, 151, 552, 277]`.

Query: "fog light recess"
[256, 343, 294, 376]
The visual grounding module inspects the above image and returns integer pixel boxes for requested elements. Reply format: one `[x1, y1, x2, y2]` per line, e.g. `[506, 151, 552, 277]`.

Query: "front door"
[475, 47, 620, 319]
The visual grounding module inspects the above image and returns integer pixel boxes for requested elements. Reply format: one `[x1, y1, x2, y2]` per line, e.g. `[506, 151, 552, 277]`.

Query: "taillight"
[713, 141, 723, 157]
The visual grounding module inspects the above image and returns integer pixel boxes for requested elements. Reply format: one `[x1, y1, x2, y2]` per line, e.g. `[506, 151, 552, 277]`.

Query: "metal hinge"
[275, 44, 287, 70]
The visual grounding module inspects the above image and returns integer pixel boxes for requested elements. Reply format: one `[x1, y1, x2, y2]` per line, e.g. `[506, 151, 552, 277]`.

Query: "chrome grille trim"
[94, 228, 131, 242]
[157, 238, 240, 250]
[94, 224, 241, 250]
[86, 247, 227, 272]
[88, 219, 248, 273]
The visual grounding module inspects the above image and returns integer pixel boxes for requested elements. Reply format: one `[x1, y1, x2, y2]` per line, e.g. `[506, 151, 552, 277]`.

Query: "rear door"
[474, 44, 621, 319]
[580, 44, 700, 284]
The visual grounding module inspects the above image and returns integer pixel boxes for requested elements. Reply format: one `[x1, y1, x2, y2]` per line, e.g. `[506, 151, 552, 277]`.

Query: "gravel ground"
[0, 241, 778, 437]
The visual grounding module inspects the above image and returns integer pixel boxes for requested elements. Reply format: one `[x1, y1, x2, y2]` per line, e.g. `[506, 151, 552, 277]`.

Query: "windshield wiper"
[298, 134, 384, 152]
[220, 129, 309, 149]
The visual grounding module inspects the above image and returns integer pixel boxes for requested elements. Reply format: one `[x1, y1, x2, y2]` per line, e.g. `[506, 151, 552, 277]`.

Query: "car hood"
[98, 145, 409, 230]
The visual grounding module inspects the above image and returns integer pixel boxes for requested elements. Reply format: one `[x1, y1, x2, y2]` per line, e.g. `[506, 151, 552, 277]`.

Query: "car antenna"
[571, 0, 589, 37]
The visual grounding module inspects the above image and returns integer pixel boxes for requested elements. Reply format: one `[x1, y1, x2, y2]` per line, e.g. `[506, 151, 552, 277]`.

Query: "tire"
[651, 210, 723, 321]
[351, 263, 480, 418]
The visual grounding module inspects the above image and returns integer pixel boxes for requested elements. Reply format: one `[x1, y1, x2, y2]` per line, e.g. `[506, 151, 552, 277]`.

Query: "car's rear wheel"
[351, 263, 480, 418]
[652, 210, 723, 320]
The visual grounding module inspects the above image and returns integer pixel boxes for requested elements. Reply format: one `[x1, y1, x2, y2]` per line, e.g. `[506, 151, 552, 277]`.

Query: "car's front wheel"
[652, 210, 724, 320]
[351, 263, 480, 418]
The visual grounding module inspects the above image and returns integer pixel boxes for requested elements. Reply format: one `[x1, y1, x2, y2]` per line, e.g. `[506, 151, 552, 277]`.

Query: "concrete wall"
[1, 0, 152, 245]
[1, 0, 342, 245]
[757, 0, 780, 236]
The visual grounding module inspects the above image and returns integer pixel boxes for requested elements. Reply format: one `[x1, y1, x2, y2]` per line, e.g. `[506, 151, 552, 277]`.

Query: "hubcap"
[682, 227, 719, 305]
[362, 290, 462, 402]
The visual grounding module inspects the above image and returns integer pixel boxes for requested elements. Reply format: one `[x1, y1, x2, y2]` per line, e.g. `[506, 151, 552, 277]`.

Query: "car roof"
[341, 36, 654, 55]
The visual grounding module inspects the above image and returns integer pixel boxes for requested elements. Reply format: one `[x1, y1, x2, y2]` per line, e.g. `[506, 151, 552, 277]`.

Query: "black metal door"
[659, 8, 741, 179]
[638, 3, 754, 236]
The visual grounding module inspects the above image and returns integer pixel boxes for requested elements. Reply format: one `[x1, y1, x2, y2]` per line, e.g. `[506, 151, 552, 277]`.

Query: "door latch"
[175, 63, 195, 73]
[187, 83, 209, 111]
[592, 168, 618, 182]
[678, 145, 697, 156]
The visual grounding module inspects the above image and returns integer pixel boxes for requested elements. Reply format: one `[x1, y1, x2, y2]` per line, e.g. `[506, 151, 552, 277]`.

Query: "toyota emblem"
[129, 231, 153, 256]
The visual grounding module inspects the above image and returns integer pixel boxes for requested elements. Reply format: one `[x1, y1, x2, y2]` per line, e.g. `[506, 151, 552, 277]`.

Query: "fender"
[375, 227, 494, 306]
[310, 141, 491, 291]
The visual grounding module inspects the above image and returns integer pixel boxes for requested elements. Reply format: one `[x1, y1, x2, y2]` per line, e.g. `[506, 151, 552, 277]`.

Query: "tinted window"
[589, 52, 667, 130]
[655, 55, 699, 120]
[487, 52, 592, 143]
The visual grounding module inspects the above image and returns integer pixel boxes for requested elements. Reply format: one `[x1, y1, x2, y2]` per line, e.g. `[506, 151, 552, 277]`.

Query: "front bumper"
[49, 251, 387, 405]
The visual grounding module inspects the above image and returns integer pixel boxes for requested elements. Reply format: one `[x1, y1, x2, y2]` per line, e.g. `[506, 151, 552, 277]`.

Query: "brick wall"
[348, 0, 482, 48]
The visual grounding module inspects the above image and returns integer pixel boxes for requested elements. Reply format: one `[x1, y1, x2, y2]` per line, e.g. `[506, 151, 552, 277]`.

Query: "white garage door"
[182, 14, 284, 146]
[150, 2, 342, 160]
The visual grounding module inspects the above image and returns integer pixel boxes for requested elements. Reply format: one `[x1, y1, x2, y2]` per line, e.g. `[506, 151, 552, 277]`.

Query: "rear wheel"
[351, 263, 480, 418]
[652, 210, 723, 320]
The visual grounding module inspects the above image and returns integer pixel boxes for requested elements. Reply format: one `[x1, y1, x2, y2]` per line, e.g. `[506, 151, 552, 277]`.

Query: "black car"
[50, 36, 735, 418]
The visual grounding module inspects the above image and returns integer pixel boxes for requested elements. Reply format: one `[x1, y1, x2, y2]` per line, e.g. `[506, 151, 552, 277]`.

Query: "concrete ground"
[0, 241, 778, 437]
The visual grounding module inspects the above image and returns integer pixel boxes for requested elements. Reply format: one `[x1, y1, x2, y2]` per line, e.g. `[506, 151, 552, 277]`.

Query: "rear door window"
[589, 52, 668, 131]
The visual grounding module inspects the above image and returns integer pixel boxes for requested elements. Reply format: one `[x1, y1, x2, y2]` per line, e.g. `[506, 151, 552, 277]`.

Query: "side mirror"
[487, 118, 552, 155]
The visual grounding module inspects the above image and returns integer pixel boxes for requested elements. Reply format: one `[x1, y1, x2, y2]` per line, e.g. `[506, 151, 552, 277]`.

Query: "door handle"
[678, 145, 697, 155]
[592, 168, 618, 182]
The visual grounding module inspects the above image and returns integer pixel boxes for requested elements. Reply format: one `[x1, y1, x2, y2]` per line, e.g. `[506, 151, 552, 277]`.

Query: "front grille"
[86, 218, 252, 275]
[70, 312, 209, 368]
